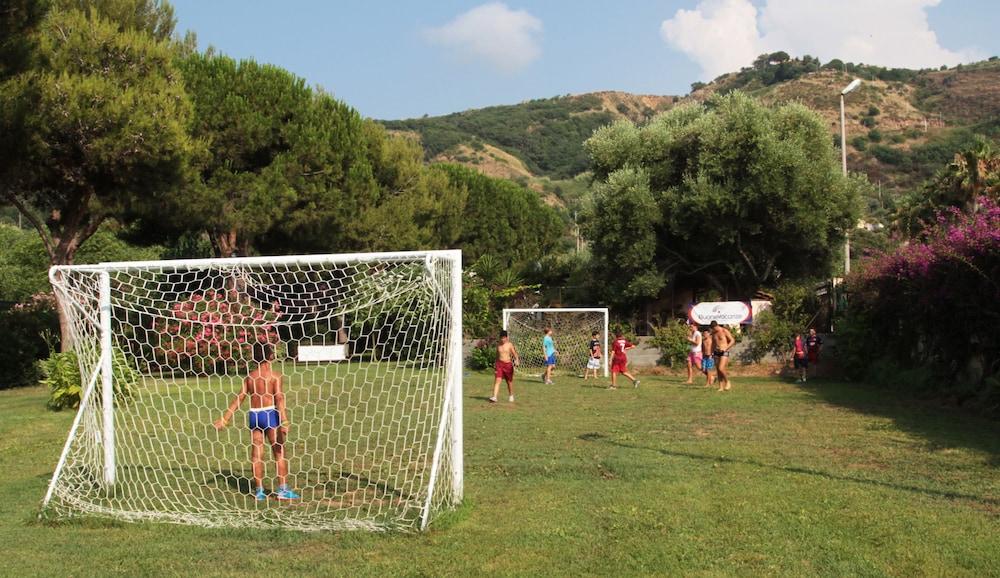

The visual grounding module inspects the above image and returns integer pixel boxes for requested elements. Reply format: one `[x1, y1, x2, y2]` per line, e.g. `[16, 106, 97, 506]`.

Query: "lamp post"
[840, 78, 861, 275]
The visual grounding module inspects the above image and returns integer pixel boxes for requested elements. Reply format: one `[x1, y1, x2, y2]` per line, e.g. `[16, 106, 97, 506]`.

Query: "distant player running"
[490, 330, 521, 403]
[542, 327, 557, 384]
[609, 331, 640, 389]
[806, 328, 823, 365]
[710, 321, 735, 391]
[584, 331, 602, 380]
[214, 343, 300, 501]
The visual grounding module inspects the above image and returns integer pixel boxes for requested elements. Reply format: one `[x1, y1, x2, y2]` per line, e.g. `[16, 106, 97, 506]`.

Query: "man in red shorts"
[490, 330, 521, 403]
[609, 331, 640, 389]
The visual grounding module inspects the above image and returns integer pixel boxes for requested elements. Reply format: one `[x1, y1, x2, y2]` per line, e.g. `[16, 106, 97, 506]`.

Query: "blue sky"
[170, 1, 1000, 120]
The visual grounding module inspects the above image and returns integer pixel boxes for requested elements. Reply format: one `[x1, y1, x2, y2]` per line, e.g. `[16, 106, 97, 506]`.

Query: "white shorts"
[586, 357, 601, 369]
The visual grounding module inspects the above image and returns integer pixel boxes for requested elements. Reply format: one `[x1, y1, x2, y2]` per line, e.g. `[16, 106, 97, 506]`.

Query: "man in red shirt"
[609, 331, 640, 389]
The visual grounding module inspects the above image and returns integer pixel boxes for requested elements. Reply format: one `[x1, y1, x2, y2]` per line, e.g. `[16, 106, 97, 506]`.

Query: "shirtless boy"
[491, 330, 521, 403]
[710, 320, 735, 391]
[685, 323, 703, 384]
[214, 343, 300, 501]
[701, 329, 715, 388]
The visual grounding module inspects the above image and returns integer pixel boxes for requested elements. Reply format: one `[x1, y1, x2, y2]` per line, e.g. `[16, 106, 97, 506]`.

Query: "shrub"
[867, 129, 883, 143]
[743, 309, 795, 364]
[648, 321, 689, 367]
[42, 347, 138, 411]
[860, 116, 877, 128]
[150, 290, 281, 374]
[469, 336, 499, 370]
[850, 135, 868, 151]
[846, 196, 1000, 413]
[0, 293, 60, 389]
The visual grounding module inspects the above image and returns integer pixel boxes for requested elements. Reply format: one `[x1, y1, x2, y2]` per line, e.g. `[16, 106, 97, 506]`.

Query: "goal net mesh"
[503, 309, 607, 377]
[43, 252, 462, 532]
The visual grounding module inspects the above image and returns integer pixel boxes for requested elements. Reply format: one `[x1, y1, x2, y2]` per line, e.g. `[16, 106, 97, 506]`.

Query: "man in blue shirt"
[542, 327, 557, 384]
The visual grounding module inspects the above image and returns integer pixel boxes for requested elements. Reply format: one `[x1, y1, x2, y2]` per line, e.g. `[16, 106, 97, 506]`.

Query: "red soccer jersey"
[612, 338, 633, 359]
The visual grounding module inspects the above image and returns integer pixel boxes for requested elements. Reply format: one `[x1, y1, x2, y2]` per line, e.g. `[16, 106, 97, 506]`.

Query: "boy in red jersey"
[609, 331, 640, 389]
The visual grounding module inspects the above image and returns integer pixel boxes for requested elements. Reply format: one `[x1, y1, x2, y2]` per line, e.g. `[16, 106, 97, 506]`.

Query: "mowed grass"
[1, 372, 998, 577]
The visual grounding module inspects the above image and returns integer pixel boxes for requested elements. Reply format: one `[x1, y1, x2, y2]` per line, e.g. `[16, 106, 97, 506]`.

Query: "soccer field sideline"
[2, 373, 998, 577]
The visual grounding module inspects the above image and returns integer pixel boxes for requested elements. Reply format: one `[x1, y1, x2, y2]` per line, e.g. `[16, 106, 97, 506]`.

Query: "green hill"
[380, 58, 1000, 214]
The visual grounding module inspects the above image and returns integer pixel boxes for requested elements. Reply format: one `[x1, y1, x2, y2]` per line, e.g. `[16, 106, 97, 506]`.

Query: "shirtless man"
[214, 343, 300, 501]
[490, 330, 521, 403]
[710, 320, 735, 391]
[701, 329, 715, 388]
[685, 323, 703, 384]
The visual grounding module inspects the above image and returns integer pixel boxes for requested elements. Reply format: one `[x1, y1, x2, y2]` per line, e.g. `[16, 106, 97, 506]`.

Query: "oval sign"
[688, 301, 753, 325]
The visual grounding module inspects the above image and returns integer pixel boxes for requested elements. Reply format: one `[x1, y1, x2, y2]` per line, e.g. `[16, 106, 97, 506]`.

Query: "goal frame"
[41, 249, 464, 531]
[502, 307, 609, 377]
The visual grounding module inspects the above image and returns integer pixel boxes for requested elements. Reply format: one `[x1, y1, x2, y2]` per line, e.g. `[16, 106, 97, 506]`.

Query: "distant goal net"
[502, 308, 608, 377]
[42, 250, 463, 532]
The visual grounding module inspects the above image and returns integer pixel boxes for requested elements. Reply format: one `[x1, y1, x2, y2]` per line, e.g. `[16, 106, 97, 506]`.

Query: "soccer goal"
[502, 308, 609, 377]
[42, 250, 463, 532]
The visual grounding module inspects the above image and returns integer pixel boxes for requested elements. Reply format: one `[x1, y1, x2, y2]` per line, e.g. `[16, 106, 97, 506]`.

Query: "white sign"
[298, 344, 348, 362]
[689, 301, 753, 325]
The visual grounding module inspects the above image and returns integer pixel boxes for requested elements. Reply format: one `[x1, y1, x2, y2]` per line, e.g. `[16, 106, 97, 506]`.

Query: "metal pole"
[840, 93, 851, 276]
[100, 272, 115, 486]
[449, 251, 463, 502]
[603, 311, 609, 378]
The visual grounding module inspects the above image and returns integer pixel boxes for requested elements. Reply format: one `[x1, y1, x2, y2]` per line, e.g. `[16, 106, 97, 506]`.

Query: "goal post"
[42, 250, 463, 532]
[502, 308, 609, 377]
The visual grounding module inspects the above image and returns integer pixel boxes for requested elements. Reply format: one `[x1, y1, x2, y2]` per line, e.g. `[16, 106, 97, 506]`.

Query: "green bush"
[0, 294, 60, 389]
[850, 135, 868, 151]
[867, 129, 883, 143]
[43, 348, 138, 411]
[648, 321, 689, 367]
[41, 351, 83, 411]
[743, 309, 795, 363]
[860, 116, 877, 128]
[469, 336, 499, 370]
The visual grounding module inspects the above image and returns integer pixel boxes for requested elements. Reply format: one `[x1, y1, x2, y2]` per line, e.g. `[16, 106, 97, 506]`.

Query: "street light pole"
[839, 78, 861, 276]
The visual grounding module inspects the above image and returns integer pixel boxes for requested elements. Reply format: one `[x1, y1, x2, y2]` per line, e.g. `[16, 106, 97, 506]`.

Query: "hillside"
[382, 92, 676, 180]
[380, 59, 1000, 213]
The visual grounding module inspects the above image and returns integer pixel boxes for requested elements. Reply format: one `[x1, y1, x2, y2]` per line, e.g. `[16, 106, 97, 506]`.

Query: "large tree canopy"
[0, 2, 194, 267]
[583, 91, 862, 305]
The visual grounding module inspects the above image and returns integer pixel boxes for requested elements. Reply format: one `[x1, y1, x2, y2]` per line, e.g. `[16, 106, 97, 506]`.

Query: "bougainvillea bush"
[150, 289, 281, 374]
[843, 197, 1000, 412]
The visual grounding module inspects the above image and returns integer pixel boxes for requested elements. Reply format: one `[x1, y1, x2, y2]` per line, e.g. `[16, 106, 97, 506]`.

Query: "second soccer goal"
[502, 308, 609, 377]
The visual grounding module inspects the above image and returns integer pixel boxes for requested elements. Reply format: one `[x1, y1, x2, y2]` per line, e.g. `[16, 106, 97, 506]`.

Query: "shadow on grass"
[799, 380, 1000, 466]
[578, 432, 1000, 507]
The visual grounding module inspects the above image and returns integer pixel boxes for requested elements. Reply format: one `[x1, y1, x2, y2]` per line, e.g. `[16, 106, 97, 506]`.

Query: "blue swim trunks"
[701, 358, 715, 372]
[545, 354, 557, 366]
[248, 407, 280, 430]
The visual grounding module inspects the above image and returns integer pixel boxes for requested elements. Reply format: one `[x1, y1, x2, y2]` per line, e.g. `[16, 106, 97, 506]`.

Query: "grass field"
[2, 372, 998, 577]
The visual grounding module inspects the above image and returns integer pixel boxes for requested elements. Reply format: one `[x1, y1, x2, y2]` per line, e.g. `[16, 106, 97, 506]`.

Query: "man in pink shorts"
[685, 323, 702, 384]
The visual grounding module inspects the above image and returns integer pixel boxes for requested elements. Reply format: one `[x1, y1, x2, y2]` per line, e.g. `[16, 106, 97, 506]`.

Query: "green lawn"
[2, 373, 998, 577]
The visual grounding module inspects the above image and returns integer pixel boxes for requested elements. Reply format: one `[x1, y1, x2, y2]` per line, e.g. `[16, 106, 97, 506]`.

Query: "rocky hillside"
[382, 59, 1000, 212]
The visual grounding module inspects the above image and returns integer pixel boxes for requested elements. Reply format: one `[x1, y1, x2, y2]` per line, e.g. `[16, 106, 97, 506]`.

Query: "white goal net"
[42, 251, 462, 532]
[502, 308, 608, 377]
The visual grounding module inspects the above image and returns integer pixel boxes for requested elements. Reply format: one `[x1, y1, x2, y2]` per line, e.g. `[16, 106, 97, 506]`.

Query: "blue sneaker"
[276, 485, 300, 500]
[254, 487, 268, 501]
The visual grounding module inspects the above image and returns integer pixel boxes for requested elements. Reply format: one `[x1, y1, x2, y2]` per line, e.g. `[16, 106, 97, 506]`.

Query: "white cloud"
[661, 0, 764, 81]
[424, 3, 543, 73]
[661, 0, 982, 81]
